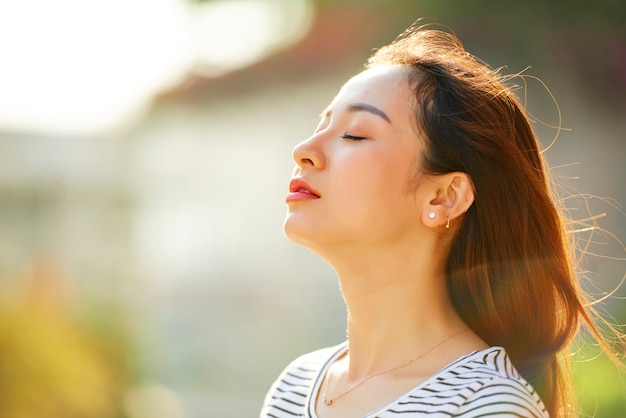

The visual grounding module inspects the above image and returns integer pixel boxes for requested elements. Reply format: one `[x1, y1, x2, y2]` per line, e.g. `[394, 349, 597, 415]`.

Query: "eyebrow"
[321, 103, 392, 124]
[347, 103, 391, 124]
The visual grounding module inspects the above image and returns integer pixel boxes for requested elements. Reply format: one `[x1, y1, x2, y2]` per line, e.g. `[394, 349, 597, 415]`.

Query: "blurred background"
[0, 0, 624, 417]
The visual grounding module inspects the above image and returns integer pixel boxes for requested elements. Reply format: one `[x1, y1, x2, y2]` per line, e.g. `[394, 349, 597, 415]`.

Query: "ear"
[422, 172, 474, 229]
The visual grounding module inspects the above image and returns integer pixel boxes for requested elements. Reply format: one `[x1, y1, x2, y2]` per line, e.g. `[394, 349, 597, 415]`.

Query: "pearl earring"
[428, 212, 436, 219]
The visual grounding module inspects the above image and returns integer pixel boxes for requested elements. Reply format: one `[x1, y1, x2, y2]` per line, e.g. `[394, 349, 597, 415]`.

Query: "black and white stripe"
[260, 345, 548, 417]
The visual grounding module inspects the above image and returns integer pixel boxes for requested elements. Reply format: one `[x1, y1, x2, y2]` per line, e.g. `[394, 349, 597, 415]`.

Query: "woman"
[261, 24, 621, 418]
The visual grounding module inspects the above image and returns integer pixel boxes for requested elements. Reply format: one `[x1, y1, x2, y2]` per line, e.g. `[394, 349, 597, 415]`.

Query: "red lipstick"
[286, 177, 320, 203]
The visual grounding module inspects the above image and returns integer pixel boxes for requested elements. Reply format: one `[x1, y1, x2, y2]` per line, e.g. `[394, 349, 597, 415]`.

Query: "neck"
[324, 241, 468, 380]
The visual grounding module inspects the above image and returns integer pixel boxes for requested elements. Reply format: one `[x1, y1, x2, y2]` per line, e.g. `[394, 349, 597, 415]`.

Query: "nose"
[292, 133, 326, 170]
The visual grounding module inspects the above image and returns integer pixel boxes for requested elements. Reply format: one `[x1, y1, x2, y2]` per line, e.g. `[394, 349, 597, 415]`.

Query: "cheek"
[338, 160, 410, 215]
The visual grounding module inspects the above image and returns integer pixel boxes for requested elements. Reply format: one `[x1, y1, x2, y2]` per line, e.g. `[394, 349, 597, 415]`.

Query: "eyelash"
[341, 134, 367, 141]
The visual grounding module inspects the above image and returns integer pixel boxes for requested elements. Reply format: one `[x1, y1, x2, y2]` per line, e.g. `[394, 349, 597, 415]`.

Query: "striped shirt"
[260, 344, 548, 417]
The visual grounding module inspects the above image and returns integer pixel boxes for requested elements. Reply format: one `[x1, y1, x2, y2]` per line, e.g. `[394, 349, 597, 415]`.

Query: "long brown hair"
[367, 25, 623, 417]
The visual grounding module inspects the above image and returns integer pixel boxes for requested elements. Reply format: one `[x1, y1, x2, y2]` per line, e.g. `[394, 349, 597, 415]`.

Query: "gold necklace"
[322, 328, 470, 406]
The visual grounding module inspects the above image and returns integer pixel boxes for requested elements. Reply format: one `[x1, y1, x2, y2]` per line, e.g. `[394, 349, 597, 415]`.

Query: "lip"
[286, 177, 321, 203]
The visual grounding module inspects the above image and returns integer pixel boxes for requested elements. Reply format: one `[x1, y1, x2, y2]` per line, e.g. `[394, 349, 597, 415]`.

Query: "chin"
[283, 217, 307, 245]
[283, 215, 324, 249]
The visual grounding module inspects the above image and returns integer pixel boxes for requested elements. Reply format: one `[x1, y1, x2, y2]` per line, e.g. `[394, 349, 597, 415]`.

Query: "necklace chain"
[322, 328, 470, 406]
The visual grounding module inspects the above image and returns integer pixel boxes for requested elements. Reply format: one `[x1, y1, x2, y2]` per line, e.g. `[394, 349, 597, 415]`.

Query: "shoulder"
[260, 343, 346, 418]
[274, 343, 344, 387]
[443, 347, 549, 417]
[383, 347, 548, 418]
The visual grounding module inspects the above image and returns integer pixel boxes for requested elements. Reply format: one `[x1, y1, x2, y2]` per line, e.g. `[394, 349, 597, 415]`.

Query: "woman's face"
[284, 65, 428, 251]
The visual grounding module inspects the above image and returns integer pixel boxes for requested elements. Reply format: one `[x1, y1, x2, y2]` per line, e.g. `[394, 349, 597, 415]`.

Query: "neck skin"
[317, 235, 470, 382]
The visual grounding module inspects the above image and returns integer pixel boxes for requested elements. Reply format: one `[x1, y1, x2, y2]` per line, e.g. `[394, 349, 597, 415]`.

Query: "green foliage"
[0, 274, 135, 418]
[573, 344, 626, 418]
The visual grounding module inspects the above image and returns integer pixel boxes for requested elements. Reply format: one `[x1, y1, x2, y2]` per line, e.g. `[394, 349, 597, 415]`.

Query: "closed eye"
[341, 134, 368, 141]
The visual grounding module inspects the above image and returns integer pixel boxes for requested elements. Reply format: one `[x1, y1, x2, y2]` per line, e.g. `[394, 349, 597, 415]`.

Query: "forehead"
[328, 65, 413, 123]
